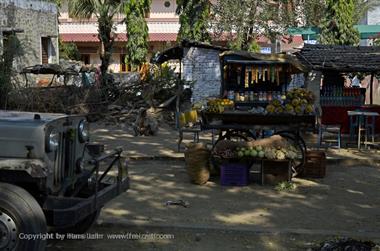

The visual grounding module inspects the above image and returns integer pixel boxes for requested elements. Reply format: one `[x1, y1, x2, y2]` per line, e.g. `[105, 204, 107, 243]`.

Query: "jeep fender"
[0, 159, 48, 178]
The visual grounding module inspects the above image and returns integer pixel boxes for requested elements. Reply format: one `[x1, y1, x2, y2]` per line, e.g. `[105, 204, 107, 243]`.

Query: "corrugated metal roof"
[60, 33, 177, 42]
[295, 44, 380, 72]
[59, 22, 180, 34]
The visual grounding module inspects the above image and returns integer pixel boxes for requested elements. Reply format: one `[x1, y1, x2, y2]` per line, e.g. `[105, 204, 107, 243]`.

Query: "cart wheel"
[274, 131, 306, 176]
[210, 129, 255, 174]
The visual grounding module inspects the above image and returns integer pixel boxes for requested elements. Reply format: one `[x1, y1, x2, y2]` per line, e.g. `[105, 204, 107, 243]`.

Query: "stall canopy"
[151, 40, 228, 64]
[295, 44, 380, 72]
[288, 27, 320, 40]
[221, 50, 308, 73]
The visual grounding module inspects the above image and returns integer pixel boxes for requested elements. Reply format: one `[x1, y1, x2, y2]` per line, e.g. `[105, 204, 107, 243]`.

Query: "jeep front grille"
[53, 131, 76, 185]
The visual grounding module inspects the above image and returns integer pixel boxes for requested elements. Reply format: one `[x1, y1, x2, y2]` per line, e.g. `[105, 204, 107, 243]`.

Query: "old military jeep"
[0, 110, 129, 251]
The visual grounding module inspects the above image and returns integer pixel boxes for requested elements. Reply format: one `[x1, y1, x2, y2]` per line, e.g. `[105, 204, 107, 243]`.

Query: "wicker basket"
[184, 144, 211, 185]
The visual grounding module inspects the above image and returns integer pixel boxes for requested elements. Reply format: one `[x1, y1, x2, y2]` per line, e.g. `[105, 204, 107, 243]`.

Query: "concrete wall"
[0, 0, 59, 72]
[150, 0, 177, 18]
[367, 6, 380, 25]
[182, 47, 222, 103]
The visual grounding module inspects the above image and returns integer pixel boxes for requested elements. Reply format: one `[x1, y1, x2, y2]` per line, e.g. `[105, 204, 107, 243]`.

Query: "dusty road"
[47, 160, 380, 250]
[47, 223, 371, 251]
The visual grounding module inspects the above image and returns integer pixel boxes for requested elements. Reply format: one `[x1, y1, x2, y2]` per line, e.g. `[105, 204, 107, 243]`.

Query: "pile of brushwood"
[7, 63, 190, 132]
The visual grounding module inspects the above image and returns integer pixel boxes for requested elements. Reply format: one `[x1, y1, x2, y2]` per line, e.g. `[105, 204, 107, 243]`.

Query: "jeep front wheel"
[0, 183, 47, 251]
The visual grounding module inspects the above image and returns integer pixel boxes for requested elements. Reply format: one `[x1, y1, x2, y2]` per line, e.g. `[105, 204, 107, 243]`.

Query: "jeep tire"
[0, 182, 47, 251]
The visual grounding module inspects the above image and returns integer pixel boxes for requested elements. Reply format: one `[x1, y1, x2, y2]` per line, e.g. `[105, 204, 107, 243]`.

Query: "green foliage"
[176, 0, 211, 42]
[124, 0, 151, 67]
[0, 35, 23, 109]
[319, 0, 360, 45]
[248, 41, 261, 53]
[212, 0, 292, 51]
[141, 63, 193, 107]
[275, 181, 297, 192]
[68, 0, 126, 86]
[59, 41, 81, 61]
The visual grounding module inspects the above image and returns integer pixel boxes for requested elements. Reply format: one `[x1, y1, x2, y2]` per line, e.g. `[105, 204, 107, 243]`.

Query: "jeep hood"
[0, 110, 68, 123]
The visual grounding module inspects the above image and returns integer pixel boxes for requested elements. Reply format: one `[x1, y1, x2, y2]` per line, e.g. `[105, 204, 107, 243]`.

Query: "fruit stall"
[201, 50, 316, 175]
[202, 88, 316, 174]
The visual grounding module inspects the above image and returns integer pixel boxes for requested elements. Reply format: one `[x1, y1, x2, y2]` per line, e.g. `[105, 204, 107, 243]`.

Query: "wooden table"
[347, 110, 379, 149]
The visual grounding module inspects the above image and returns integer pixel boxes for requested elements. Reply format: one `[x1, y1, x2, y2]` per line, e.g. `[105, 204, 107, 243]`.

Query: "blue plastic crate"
[220, 163, 249, 186]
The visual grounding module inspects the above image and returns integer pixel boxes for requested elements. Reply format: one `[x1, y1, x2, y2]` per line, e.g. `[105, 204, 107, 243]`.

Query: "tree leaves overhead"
[124, 0, 151, 67]
[176, 0, 211, 43]
[211, 0, 292, 51]
[319, 0, 360, 45]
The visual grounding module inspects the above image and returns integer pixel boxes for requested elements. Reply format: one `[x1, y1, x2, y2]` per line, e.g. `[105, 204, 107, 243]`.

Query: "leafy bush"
[59, 41, 81, 61]
[0, 34, 23, 109]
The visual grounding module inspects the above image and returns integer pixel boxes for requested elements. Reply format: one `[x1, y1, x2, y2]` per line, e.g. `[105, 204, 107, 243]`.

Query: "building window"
[164, 1, 171, 8]
[41, 37, 51, 64]
[81, 54, 90, 65]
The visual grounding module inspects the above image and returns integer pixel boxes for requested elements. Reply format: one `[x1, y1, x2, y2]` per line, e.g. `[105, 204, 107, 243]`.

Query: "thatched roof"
[220, 50, 308, 73]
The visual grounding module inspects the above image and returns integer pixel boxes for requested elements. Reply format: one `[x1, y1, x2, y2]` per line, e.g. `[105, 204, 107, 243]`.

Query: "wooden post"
[175, 59, 182, 129]
[370, 72, 374, 105]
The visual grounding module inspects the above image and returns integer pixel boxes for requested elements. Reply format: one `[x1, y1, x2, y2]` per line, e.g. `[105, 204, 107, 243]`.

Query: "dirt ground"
[47, 224, 378, 251]
[47, 159, 380, 250]
[45, 123, 380, 250]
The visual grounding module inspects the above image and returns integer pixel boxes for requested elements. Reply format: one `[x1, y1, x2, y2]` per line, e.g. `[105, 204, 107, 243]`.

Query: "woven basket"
[184, 144, 211, 185]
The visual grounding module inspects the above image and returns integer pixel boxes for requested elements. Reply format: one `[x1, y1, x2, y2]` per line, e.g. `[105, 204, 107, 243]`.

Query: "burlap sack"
[184, 144, 210, 185]
[246, 135, 288, 148]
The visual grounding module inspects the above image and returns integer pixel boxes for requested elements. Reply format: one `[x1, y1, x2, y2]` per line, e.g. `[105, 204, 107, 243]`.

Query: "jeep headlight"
[47, 129, 59, 152]
[78, 120, 89, 143]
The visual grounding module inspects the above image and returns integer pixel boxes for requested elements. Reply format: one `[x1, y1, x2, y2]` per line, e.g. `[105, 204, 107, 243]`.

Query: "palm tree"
[69, 0, 126, 86]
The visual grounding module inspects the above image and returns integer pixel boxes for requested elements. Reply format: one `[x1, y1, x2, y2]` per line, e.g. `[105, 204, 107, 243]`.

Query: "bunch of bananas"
[206, 99, 234, 113]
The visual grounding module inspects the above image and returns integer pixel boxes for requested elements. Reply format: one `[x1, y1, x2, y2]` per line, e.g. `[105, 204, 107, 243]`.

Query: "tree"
[69, 0, 126, 86]
[319, 0, 360, 45]
[176, 0, 211, 42]
[211, 0, 291, 51]
[124, 0, 151, 68]
[353, 0, 380, 23]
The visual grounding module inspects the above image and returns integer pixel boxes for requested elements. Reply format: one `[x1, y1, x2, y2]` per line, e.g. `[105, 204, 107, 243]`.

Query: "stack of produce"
[212, 135, 298, 162]
[206, 99, 234, 113]
[235, 145, 297, 161]
[266, 88, 315, 115]
[236, 145, 265, 158]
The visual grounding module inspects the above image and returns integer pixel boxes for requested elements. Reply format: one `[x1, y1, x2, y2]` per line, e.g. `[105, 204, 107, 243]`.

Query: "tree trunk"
[98, 15, 115, 87]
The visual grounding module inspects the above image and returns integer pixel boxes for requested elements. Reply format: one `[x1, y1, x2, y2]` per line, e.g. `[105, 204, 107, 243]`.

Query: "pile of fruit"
[235, 145, 297, 160]
[236, 146, 265, 158]
[266, 88, 315, 115]
[206, 99, 234, 113]
[263, 146, 298, 160]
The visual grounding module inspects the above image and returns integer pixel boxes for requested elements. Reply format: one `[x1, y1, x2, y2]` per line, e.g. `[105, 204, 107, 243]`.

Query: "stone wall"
[0, 0, 58, 73]
[182, 47, 222, 103]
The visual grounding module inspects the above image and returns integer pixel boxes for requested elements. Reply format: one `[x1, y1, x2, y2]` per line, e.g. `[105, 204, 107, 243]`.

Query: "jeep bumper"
[43, 148, 130, 227]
